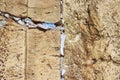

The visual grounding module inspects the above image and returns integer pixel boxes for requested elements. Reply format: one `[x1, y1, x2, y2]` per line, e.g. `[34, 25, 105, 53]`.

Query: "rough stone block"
[26, 29, 60, 80]
[28, 0, 60, 21]
[0, 23, 26, 80]
[4, 0, 27, 16]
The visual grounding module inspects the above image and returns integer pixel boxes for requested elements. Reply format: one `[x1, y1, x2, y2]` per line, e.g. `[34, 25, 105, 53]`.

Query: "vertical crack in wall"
[24, 0, 28, 79]
[25, 28, 28, 80]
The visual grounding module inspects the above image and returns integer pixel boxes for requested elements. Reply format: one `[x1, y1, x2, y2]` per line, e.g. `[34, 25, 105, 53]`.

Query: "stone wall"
[0, 0, 60, 80]
[64, 0, 120, 80]
[0, 0, 120, 80]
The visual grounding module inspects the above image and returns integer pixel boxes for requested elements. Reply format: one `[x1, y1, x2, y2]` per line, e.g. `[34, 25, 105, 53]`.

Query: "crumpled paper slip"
[0, 19, 6, 27]
[37, 22, 56, 29]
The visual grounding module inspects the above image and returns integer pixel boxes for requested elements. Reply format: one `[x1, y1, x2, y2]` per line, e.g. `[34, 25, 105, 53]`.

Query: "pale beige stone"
[26, 29, 60, 80]
[0, 0, 60, 79]
[1, 0, 120, 80]
[28, 0, 60, 22]
[28, 7, 59, 22]
[4, 0, 28, 16]
[28, 0, 59, 8]
[0, 22, 26, 80]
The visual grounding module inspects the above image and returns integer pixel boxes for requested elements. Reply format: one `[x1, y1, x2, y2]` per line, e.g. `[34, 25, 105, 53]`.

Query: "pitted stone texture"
[4, 0, 27, 16]
[64, 0, 120, 80]
[0, 0, 60, 80]
[1, 0, 59, 21]
[0, 22, 25, 80]
[28, 0, 60, 21]
[26, 29, 60, 80]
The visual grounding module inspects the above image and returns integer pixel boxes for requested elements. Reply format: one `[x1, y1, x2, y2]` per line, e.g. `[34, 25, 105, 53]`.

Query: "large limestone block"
[28, 0, 60, 21]
[64, 0, 120, 80]
[0, 22, 26, 80]
[4, 0, 28, 16]
[26, 30, 60, 80]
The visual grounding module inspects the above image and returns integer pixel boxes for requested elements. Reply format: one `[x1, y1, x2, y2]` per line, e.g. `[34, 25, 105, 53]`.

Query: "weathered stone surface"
[64, 0, 120, 80]
[0, 22, 25, 80]
[0, 0, 60, 80]
[4, 0, 28, 16]
[0, 0, 120, 80]
[26, 30, 60, 80]
[26, 0, 60, 79]
[28, 0, 60, 21]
